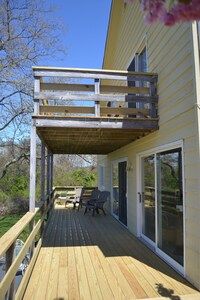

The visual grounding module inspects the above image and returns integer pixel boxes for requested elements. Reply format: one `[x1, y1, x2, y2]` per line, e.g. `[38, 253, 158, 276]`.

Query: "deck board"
[23, 206, 200, 300]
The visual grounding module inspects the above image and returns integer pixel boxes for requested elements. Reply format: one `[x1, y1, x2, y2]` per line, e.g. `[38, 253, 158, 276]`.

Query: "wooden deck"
[23, 205, 199, 300]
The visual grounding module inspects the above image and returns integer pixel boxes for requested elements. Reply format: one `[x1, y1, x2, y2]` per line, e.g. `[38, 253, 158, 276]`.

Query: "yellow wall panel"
[100, 0, 200, 289]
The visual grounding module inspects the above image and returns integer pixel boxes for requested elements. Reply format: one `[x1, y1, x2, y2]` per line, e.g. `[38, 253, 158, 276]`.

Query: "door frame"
[136, 140, 185, 275]
[111, 158, 128, 226]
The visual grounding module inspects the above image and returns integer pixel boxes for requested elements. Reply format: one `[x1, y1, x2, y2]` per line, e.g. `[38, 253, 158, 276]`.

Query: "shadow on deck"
[23, 205, 199, 300]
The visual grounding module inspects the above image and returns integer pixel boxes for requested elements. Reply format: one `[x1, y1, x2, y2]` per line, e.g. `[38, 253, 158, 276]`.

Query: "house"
[1, 1, 200, 298]
[97, 0, 200, 290]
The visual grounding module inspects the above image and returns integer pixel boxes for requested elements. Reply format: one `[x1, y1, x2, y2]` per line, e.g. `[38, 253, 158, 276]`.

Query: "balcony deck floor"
[23, 205, 199, 300]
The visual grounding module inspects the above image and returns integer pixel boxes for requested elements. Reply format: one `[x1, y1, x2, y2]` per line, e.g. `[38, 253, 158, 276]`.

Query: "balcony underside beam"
[35, 117, 158, 154]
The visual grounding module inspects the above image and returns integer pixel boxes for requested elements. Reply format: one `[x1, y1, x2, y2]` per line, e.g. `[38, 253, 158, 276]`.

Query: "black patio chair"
[78, 187, 100, 211]
[84, 191, 110, 217]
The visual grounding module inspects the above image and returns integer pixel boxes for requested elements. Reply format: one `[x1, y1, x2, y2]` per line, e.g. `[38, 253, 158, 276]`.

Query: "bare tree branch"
[0, 153, 28, 180]
[0, 107, 27, 131]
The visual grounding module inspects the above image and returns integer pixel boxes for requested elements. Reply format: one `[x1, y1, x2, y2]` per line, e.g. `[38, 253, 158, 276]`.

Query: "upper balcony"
[33, 67, 159, 154]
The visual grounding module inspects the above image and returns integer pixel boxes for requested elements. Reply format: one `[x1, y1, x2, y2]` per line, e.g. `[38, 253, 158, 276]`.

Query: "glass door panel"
[142, 155, 155, 242]
[112, 162, 119, 217]
[157, 148, 183, 266]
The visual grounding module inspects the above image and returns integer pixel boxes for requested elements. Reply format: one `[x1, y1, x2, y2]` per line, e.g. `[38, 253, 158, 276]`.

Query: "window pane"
[157, 148, 183, 266]
[142, 155, 155, 242]
[138, 48, 147, 72]
[112, 163, 119, 216]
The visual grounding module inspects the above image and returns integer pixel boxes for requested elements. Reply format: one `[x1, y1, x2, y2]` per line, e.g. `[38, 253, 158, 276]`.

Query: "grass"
[0, 212, 41, 242]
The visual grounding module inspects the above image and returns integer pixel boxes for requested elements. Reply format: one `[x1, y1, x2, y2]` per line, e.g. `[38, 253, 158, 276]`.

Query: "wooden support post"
[50, 153, 53, 192]
[46, 149, 51, 196]
[41, 142, 45, 200]
[34, 76, 40, 115]
[29, 122, 36, 212]
[49, 152, 53, 209]
[29, 219, 35, 260]
[40, 142, 45, 236]
[5, 243, 15, 300]
[150, 80, 157, 118]
[46, 149, 51, 218]
[95, 78, 100, 116]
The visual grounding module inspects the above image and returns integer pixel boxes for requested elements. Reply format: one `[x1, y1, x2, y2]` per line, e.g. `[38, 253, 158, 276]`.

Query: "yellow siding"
[100, 0, 200, 290]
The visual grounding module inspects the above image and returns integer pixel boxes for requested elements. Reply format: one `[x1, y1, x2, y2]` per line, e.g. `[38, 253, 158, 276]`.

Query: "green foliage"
[0, 189, 9, 203]
[0, 214, 25, 238]
[70, 168, 97, 187]
[0, 173, 29, 198]
[0, 212, 41, 241]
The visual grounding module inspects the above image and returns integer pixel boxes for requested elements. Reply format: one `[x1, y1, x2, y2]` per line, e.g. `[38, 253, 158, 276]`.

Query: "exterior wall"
[100, 0, 200, 289]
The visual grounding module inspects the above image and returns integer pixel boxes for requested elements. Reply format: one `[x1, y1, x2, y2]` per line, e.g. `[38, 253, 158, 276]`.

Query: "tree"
[0, 0, 64, 178]
[53, 154, 97, 186]
[70, 168, 97, 187]
[125, 0, 200, 26]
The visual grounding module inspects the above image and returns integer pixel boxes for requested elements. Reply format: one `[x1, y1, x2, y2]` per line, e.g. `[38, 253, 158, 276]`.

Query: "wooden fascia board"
[34, 117, 159, 130]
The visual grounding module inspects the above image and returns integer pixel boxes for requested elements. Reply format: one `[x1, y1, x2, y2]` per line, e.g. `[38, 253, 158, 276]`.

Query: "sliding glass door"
[142, 155, 155, 243]
[157, 148, 183, 266]
[140, 146, 184, 269]
[112, 160, 127, 226]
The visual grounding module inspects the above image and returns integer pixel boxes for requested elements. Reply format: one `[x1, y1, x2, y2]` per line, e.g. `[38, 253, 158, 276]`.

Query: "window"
[128, 46, 148, 115]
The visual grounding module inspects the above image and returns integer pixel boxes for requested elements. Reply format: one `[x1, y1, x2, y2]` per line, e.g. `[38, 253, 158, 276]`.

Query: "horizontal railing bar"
[40, 83, 151, 95]
[34, 71, 157, 82]
[40, 106, 150, 116]
[0, 194, 53, 300]
[41, 83, 95, 92]
[15, 238, 42, 300]
[40, 106, 95, 114]
[33, 66, 157, 78]
[35, 91, 152, 102]
[0, 209, 39, 259]
[125, 95, 158, 103]
[100, 107, 149, 116]
[0, 215, 44, 299]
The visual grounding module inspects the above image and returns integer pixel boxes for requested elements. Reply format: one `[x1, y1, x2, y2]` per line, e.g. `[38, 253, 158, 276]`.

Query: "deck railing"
[33, 67, 158, 119]
[0, 186, 99, 300]
[0, 191, 54, 300]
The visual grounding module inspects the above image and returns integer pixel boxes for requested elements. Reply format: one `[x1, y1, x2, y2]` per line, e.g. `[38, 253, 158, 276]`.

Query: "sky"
[44, 0, 112, 69]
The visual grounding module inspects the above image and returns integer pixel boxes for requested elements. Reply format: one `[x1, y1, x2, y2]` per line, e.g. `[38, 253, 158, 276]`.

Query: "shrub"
[5, 197, 29, 215]
[0, 190, 9, 204]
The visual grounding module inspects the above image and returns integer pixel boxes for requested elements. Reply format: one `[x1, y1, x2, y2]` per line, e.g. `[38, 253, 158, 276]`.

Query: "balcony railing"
[33, 67, 158, 119]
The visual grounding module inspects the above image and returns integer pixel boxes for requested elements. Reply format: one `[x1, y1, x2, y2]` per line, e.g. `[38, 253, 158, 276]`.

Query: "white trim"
[111, 157, 128, 227]
[182, 141, 186, 277]
[138, 140, 183, 157]
[98, 165, 105, 190]
[126, 34, 148, 70]
[136, 140, 185, 275]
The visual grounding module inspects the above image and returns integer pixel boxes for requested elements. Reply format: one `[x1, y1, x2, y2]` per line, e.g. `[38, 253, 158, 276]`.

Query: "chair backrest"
[75, 188, 82, 201]
[91, 188, 100, 200]
[97, 191, 110, 208]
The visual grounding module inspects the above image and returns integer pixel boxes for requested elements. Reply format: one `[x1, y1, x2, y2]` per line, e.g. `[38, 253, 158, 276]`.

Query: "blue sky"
[45, 0, 112, 69]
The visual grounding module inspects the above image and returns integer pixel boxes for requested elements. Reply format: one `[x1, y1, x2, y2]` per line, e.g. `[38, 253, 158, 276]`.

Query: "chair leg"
[102, 208, 106, 215]
[78, 200, 82, 211]
[92, 207, 95, 217]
